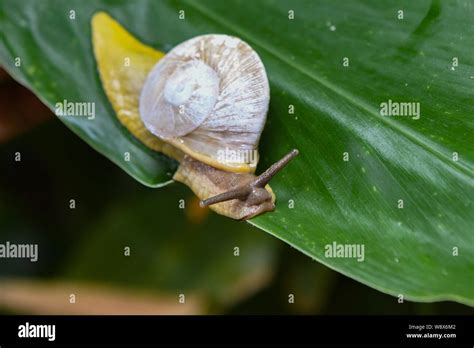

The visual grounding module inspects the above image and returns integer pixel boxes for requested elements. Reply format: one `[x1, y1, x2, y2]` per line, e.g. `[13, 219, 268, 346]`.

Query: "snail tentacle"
[253, 149, 299, 187]
[200, 149, 299, 208]
[199, 186, 251, 207]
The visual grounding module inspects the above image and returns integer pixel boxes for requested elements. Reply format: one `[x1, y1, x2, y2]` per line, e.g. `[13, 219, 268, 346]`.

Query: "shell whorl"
[141, 57, 220, 138]
[139, 34, 270, 171]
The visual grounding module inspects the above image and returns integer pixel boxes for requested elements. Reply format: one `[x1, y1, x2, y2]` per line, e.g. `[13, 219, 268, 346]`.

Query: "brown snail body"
[92, 12, 298, 220]
[175, 149, 298, 219]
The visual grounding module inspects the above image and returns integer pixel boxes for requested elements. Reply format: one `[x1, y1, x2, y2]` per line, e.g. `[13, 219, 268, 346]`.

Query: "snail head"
[200, 149, 299, 212]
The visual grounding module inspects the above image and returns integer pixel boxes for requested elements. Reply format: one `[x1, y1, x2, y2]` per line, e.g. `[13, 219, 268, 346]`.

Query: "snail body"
[92, 12, 298, 220]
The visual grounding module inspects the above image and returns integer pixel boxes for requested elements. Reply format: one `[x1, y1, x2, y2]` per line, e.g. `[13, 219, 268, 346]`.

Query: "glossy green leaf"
[0, 0, 472, 305]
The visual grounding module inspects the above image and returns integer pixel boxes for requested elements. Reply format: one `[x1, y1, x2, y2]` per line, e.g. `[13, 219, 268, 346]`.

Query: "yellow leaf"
[91, 12, 181, 160]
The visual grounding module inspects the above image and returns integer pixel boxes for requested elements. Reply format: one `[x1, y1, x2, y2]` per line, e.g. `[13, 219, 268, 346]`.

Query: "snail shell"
[139, 34, 270, 173]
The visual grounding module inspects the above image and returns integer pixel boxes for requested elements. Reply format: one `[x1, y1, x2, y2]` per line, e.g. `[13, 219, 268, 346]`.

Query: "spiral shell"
[139, 34, 270, 172]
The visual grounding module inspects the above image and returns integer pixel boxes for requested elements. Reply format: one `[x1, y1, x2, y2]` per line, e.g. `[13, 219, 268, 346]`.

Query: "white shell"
[139, 34, 270, 168]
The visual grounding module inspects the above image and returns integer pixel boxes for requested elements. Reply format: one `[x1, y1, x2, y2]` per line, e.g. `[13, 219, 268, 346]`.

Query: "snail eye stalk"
[200, 149, 299, 207]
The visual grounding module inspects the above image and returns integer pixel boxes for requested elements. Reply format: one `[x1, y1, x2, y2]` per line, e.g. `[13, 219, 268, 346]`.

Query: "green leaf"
[0, 0, 472, 305]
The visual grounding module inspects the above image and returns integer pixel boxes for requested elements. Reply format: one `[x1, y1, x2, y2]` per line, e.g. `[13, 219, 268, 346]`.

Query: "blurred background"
[0, 68, 471, 315]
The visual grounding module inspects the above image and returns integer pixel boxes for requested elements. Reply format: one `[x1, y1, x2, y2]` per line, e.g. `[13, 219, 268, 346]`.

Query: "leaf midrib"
[183, 0, 473, 179]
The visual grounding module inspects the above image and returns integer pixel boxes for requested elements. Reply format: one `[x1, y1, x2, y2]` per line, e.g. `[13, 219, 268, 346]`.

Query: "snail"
[91, 12, 298, 220]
